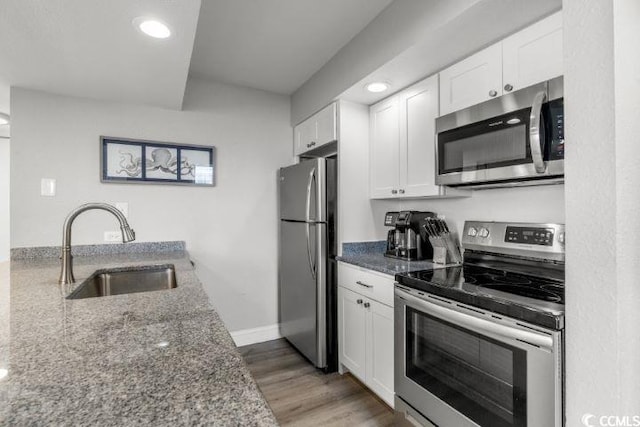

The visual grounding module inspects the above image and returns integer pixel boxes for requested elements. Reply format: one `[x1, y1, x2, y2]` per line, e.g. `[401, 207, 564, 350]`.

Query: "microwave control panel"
[505, 226, 554, 246]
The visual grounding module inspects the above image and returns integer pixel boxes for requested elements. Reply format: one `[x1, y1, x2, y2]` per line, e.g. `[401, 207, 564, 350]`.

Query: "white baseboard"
[230, 323, 282, 347]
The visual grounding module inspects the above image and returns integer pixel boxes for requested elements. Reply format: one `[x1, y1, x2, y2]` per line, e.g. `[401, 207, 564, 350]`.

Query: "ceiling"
[0, 0, 393, 124]
[189, 0, 393, 95]
[0, 0, 201, 112]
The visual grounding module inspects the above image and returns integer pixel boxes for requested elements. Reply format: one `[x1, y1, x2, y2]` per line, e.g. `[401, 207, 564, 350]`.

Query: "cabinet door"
[338, 286, 367, 381]
[502, 11, 563, 93]
[294, 118, 316, 156]
[315, 103, 337, 148]
[399, 75, 441, 198]
[370, 97, 400, 198]
[366, 299, 395, 407]
[439, 43, 503, 116]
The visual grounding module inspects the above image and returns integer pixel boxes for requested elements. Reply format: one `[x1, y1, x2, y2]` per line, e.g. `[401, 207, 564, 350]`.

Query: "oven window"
[406, 307, 527, 427]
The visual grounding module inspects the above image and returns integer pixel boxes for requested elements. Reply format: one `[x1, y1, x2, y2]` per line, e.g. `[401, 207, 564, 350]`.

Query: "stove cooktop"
[396, 262, 566, 329]
[408, 264, 564, 304]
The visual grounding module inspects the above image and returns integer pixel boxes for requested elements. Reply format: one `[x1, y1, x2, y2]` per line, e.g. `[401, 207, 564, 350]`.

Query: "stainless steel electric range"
[394, 221, 565, 427]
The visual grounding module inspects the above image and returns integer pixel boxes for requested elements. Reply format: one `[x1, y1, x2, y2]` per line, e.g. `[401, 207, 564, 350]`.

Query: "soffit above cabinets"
[0, 0, 201, 110]
[189, 0, 393, 95]
[339, 1, 562, 106]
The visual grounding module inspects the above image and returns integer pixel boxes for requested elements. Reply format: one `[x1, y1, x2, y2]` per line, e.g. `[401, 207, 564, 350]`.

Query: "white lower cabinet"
[339, 285, 367, 380]
[365, 298, 394, 404]
[338, 263, 395, 407]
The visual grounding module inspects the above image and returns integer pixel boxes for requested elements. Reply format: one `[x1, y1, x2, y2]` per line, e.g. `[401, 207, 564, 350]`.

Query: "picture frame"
[100, 136, 216, 186]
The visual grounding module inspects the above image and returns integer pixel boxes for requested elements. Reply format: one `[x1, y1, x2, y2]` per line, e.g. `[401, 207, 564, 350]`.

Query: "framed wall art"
[100, 136, 216, 186]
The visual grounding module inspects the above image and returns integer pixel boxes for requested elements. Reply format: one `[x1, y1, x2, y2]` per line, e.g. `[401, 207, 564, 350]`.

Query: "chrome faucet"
[59, 203, 136, 285]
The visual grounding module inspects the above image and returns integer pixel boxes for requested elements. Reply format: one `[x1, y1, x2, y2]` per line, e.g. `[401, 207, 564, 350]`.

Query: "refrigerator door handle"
[305, 223, 316, 280]
[305, 168, 317, 279]
[305, 167, 315, 222]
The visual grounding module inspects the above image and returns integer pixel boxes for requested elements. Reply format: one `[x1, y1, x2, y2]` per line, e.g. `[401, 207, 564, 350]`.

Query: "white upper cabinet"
[370, 75, 469, 199]
[369, 97, 400, 198]
[315, 103, 337, 147]
[293, 102, 337, 156]
[294, 119, 316, 156]
[439, 43, 503, 116]
[399, 75, 442, 198]
[502, 11, 563, 93]
[439, 11, 563, 116]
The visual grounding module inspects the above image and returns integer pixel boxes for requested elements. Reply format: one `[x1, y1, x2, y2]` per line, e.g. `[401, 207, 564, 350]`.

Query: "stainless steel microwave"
[436, 76, 564, 188]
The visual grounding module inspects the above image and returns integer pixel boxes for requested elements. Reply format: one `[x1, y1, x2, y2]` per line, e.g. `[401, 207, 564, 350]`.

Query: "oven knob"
[479, 228, 490, 238]
[558, 232, 565, 244]
[467, 227, 477, 237]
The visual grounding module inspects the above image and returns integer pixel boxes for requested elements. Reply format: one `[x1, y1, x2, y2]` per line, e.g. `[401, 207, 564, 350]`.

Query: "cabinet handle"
[356, 299, 363, 304]
[310, 141, 316, 147]
[391, 189, 398, 195]
[356, 281, 373, 288]
[364, 302, 370, 308]
[489, 90, 498, 97]
[504, 84, 513, 92]
[399, 189, 405, 194]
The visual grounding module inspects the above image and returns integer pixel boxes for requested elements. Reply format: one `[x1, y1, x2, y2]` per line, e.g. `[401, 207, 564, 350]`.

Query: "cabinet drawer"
[338, 262, 394, 307]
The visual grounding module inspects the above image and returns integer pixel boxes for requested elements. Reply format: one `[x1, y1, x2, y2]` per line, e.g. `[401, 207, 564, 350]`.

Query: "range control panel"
[462, 221, 565, 262]
[505, 227, 554, 246]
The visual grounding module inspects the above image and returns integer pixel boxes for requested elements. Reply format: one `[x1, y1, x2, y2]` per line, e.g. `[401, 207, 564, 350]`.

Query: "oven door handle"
[397, 289, 554, 349]
[529, 90, 548, 174]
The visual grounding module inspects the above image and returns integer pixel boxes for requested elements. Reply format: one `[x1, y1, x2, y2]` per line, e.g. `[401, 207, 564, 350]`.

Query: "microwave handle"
[529, 91, 548, 173]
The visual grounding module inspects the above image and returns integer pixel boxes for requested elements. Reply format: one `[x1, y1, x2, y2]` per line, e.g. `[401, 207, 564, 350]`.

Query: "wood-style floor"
[239, 339, 395, 426]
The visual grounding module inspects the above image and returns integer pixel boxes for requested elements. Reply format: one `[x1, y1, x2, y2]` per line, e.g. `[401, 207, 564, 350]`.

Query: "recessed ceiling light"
[365, 82, 390, 93]
[0, 113, 9, 126]
[133, 17, 171, 39]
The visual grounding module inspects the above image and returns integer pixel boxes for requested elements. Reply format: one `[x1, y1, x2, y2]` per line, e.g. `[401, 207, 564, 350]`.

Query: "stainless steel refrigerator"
[278, 157, 337, 371]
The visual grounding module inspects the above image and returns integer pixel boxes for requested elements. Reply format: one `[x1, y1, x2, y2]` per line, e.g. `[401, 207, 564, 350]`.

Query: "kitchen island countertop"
[1, 249, 278, 426]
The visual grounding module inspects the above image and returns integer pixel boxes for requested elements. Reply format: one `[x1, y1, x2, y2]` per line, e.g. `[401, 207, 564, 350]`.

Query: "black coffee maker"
[384, 211, 436, 261]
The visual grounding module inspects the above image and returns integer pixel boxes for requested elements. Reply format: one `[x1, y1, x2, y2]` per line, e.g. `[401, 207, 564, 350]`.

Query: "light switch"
[40, 178, 56, 197]
[115, 202, 129, 218]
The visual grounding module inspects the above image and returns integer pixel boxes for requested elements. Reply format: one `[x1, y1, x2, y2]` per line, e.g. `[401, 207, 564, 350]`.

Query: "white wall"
[10, 79, 292, 333]
[343, 187, 565, 245]
[564, 0, 640, 421]
[0, 138, 8, 261]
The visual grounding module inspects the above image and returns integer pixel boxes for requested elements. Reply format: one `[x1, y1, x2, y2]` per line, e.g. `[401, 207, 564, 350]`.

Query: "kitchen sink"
[66, 264, 177, 299]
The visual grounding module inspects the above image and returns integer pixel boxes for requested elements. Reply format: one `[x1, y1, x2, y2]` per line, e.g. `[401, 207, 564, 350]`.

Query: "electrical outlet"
[115, 202, 128, 218]
[104, 231, 122, 242]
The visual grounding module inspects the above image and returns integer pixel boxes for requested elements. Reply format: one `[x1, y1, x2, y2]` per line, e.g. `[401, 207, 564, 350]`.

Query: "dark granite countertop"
[336, 241, 446, 275]
[1, 248, 278, 426]
[337, 252, 442, 276]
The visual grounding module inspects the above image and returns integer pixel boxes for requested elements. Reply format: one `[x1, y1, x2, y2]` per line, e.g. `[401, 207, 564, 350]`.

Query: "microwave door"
[436, 108, 533, 186]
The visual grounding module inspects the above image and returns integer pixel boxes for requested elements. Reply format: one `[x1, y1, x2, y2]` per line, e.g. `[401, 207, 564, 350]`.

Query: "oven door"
[394, 287, 562, 427]
[435, 77, 564, 187]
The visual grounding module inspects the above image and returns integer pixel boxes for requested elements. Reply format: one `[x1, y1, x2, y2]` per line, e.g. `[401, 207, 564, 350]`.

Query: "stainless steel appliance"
[384, 211, 435, 261]
[278, 158, 337, 371]
[436, 76, 564, 188]
[394, 221, 565, 427]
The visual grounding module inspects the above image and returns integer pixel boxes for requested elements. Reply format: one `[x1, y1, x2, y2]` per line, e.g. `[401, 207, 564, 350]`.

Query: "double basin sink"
[67, 264, 177, 299]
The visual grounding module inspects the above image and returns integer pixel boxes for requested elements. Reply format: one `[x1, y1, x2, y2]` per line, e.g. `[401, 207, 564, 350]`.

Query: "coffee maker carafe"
[384, 211, 435, 260]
